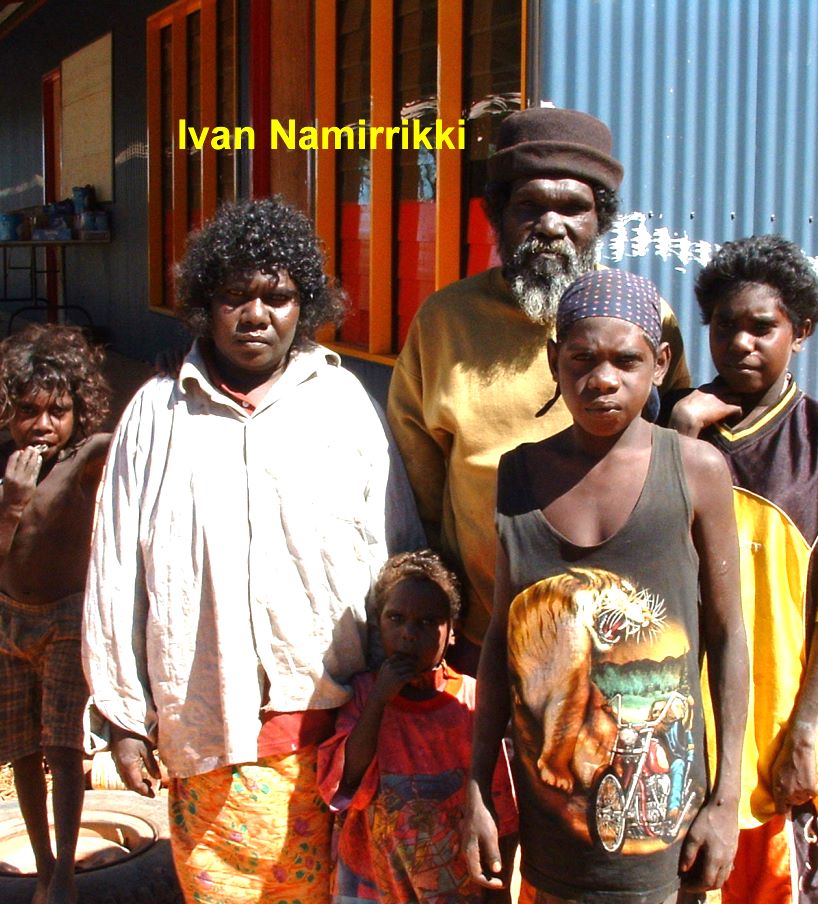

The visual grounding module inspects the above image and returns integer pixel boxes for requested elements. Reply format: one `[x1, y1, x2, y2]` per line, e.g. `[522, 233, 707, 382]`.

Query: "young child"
[663, 234, 818, 903]
[317, 549, 517, 903]
[0, 323, 111, 904]
[463, 268, 748, 904]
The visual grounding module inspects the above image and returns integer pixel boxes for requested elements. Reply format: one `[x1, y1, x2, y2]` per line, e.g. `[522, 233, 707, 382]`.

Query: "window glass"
[394, 0, 437, 348]
[148, 0, 236, 309]
[463, 0, 521, 275]
[337, 0, 372, 346]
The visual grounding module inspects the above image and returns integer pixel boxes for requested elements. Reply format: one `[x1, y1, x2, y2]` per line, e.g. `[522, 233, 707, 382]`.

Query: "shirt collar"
[179, 339, 341, 413]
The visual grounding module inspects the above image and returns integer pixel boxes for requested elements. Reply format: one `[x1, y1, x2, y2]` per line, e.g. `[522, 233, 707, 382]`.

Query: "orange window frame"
[146, 0, 234, 311]
[314, 0, 526, 365]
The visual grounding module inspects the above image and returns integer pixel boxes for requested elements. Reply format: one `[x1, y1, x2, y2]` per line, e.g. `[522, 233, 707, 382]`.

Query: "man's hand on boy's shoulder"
[679, 796, 740, 891]
[667, 380, 743, 437]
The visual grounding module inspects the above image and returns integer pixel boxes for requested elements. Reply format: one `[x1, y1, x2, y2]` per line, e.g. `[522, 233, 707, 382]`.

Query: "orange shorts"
[721, 815, 796, 904]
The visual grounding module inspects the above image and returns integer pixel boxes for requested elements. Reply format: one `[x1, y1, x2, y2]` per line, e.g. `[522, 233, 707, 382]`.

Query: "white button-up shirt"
[83, 342, 389, 777]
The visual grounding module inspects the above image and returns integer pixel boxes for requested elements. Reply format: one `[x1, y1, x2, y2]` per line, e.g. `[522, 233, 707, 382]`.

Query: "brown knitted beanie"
[487, 107, 624, 192]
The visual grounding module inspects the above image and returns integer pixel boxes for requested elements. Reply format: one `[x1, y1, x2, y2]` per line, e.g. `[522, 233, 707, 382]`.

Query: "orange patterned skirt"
[169, 746, 332, 903]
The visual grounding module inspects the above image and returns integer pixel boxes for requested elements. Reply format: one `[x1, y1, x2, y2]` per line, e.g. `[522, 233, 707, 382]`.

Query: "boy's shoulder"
[497, 431, 581, 517]
[500, 430, 572, 470]
[59, 432, 112, 472]
[74, 432, 112, 459]
[797, 388, 818, 418]
[765, 386, 818, 438]
[675, 429, 732, 494]
[76, 432, 113, 476]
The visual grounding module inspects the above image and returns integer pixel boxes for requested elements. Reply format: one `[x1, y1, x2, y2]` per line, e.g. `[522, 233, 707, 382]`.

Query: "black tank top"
[496, 426, 706, 904]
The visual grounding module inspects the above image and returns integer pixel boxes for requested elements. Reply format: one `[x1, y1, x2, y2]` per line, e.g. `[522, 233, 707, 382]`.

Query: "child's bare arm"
[770, 565, 818, 810]
[0, 447, 42, 558]
[679, 437, 749, 891]
[463, 545, 512, 891]
[340, 655, 417, 792]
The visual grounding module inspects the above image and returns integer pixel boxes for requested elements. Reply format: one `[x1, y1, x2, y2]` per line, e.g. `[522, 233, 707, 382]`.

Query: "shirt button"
[242, 400, 250, 408]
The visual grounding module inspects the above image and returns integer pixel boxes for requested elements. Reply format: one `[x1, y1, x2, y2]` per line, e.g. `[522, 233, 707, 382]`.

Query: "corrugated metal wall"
[536, 0, 818, 392]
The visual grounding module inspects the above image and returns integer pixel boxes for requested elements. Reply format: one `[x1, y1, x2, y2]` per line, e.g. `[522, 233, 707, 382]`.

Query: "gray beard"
[504, 237, 598, 327]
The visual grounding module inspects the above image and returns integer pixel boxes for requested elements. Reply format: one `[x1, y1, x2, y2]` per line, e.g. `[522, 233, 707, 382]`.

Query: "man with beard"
[386, 107, 690, 674]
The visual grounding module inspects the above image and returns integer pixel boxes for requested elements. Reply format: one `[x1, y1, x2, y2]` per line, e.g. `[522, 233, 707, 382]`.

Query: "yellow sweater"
[387, 267, 690, 643]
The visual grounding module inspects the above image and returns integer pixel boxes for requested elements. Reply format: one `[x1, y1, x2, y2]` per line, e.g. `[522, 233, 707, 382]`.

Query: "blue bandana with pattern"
[556, 269, 662, 349]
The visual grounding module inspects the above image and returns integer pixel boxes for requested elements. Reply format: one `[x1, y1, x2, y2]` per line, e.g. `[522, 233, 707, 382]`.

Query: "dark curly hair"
[175, 197, 346, 346]
[483, 179, 620, 240]
[0, 324, 110, 442]
[374, 549, 462, 623]
[696, 234, 818, 330]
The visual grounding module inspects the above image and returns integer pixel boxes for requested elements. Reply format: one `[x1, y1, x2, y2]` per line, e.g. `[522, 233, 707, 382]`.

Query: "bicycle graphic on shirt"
[590, 690, 696, 853]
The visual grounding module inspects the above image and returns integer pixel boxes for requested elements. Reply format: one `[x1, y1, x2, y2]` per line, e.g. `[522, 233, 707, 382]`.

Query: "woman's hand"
[109, 722, 162, 797]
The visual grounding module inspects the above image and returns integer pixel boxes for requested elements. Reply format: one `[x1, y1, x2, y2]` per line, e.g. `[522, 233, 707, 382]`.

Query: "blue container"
[72, 185, 95, 214]
[0, 213, 22, 241]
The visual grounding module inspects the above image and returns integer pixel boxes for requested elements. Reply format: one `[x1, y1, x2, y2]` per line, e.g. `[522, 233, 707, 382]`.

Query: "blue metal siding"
[537, 0, 818, 393]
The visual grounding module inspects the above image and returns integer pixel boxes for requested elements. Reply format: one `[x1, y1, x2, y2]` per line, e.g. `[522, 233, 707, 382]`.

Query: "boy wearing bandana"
[463, 270, 749, 903]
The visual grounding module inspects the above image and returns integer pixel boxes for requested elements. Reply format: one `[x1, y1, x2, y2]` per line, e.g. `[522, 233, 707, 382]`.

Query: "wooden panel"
[368, 0, 393, 355]
[0, 0, 46, 40]
[269, 0, 313, 212]
[436, 0, 463, 289]
[200, 0, 218, 217]
[60, 33, 112, 201]
[520, 0, 527, 108]
[146, 21, 164, 308]
[249, 0, 271, 199]
[314, 0, 337, 274]
[41, 69, 61, 204]
[171, 5, 189, 265]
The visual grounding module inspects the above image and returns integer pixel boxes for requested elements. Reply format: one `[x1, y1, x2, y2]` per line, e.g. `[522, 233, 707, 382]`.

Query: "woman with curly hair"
[0, 322, 111, 904]
[83, 197, 392, 904]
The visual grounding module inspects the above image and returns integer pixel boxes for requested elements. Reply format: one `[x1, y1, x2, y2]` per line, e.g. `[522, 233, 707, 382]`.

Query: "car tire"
[0, 790, 182, 904]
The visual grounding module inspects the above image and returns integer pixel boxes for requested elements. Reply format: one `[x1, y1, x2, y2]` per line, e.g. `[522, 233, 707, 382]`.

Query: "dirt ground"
[0, 763, 13, 800]
[0, 761, 54, 801]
